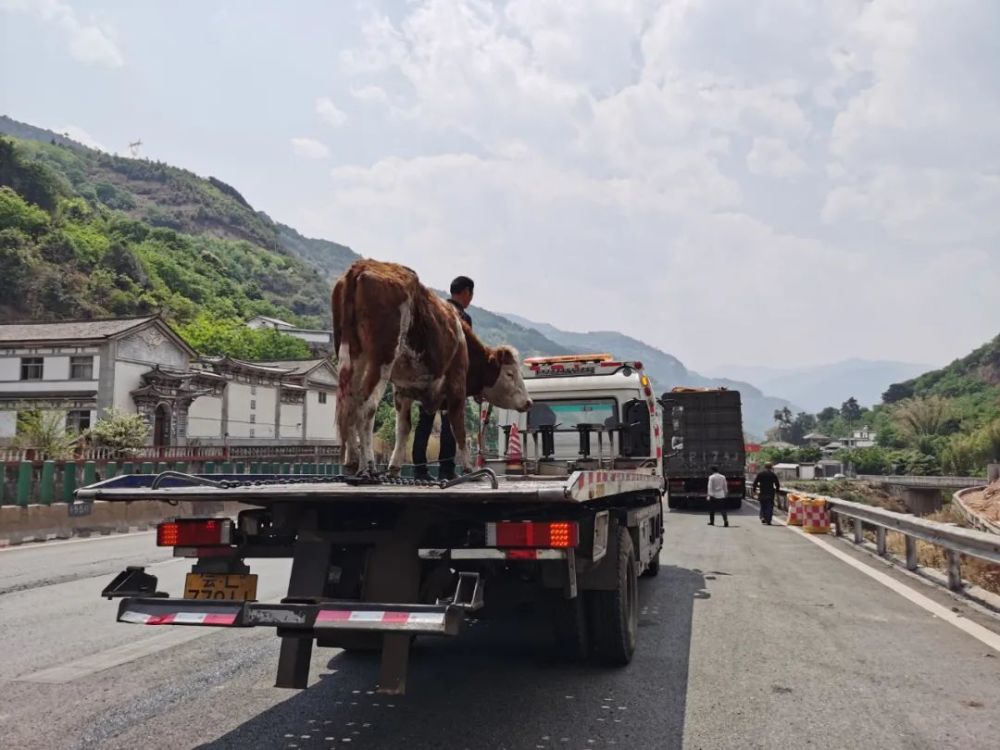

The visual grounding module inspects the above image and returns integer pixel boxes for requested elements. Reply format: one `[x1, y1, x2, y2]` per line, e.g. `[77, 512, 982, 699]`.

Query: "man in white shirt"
[707, 465, 729, 527]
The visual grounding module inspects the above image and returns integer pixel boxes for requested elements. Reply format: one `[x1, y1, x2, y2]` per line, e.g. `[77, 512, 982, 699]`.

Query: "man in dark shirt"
[752, 463, 781, 525]
[413, 276, 474, 481]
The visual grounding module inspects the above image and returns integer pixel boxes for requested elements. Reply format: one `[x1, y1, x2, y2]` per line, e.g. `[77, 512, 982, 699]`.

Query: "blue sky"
[2, 0, 998, 372]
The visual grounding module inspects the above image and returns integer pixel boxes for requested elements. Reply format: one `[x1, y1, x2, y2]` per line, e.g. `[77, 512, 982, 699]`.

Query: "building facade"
[0, 316, 338, 448]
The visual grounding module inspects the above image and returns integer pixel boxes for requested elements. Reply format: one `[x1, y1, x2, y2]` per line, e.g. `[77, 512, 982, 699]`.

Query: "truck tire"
[727, 498, 743, 511]
[587, 526, 638, 666]
[667, 495, 683, 510]
[550, 593, 589, 661]
[641, 547, 661, 578]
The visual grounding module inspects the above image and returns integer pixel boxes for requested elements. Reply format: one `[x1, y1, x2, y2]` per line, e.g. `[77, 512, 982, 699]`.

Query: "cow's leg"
[445, 396, 472, 474]
[389, 393, 413, 476]
[358, 369, 388, 475]
[339, 382, 363, 475]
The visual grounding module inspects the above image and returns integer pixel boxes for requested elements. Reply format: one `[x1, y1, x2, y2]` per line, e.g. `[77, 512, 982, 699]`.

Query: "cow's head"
[482, 346, 532, 411]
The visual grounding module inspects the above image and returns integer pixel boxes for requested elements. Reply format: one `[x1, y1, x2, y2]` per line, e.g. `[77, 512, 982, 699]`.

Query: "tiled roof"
[0, 316, 158, 343]
[253, 359, 332, 374]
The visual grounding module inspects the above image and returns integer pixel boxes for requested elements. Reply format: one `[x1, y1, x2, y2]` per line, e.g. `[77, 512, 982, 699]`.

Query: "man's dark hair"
[450, 276, 475, 295]
[710, 466, 719, 473]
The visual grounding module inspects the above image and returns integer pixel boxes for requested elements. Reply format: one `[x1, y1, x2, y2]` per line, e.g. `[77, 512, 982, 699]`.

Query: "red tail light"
[488, 521, 579, 548]
[727, 479, 743, 487]
[157, 518, 233, 547]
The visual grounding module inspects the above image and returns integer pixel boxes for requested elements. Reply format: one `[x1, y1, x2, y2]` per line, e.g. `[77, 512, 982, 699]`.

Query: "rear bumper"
[116, 598, 463, 636]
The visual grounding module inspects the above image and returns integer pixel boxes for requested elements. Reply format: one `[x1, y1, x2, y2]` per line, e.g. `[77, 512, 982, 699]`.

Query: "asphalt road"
[1, 505, 999, 750]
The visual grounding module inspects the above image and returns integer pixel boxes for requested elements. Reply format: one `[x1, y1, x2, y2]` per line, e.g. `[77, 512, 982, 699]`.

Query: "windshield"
[527, 399, 619, 431]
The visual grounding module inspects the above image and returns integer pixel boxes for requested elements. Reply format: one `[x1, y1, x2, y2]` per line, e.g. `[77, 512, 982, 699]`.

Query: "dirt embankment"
[786, 480, 907, 513]
[960, 479, 1000, 523]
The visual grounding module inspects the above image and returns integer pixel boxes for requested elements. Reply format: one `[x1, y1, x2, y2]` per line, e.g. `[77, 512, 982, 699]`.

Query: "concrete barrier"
[0, 500, 251, 547]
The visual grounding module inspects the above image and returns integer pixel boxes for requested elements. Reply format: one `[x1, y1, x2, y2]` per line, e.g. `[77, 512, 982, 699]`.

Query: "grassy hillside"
[0, 117, 571, 358]
[883, 334, 1000, 429]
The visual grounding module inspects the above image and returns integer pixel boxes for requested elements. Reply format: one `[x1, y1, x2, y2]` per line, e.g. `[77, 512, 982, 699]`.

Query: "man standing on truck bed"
[413, 276, 475, 481]
[752, 462, 781, 525]
[707, 466, 729, 527]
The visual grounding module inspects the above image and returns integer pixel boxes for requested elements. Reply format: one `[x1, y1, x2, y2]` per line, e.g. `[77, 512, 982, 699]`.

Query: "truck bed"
[75, 470, 664, 507]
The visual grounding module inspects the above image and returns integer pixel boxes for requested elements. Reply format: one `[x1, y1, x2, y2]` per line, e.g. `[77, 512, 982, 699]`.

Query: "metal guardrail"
[856, 474, 985, 488]
[774, 489, 1000, 593]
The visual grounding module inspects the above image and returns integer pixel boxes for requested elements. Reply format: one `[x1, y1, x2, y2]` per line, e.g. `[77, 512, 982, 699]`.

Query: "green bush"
[90, 408, 150, 456]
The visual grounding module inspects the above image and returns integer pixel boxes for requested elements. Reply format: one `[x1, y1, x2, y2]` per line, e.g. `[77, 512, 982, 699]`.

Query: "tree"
[789, 412, 817, 444]
[796, 445, 822, 463]
[13, 410, 78, 459]
[882, 382, 914, 404]
[177, 313, 311, 360]
[772, 406, 793, 441]
[891, 396, 953, 445]
[89, 408, 150, 456]
[840, 397, 862, 432]
[837, 446, 889, 475]
[0, 186, 49, 237]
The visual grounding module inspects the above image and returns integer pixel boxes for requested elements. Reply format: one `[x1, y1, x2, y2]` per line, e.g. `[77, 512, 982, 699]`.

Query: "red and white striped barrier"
[315, 609, 447, 629]
[801, 497, 830, 534]
[120, 610, 237, 626]
[787, 493, 805, 526]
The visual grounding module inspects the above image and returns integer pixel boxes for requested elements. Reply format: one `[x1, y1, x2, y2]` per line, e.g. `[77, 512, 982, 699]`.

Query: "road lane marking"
[0, 530, 154, 553]
[16, 577, 289, 684]
[746, 499, 1000, 654]
[17, 628, 215, 683]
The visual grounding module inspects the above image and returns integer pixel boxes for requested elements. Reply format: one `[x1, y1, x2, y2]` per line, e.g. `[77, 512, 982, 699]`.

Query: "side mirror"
[620, 399, 651, 458]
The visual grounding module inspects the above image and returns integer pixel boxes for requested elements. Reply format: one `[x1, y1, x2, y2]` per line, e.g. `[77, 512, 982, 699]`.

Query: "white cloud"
[315, 97, 347, 127]
[350, 85, 390, 106]
[300, 0, 1000, 368]
[290, 137, 330, 159]
[2, 0, 124, 68]
[59, 124, 108, 152]
[746, 137, 806, 178]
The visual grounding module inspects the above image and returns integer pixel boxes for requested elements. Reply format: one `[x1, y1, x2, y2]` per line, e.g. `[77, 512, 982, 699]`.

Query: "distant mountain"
[503, 314, 798, 437]
[713, 359, 932, 411]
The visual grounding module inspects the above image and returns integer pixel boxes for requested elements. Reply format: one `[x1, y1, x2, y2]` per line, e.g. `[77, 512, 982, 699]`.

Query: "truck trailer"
[661, 387, 745, 510]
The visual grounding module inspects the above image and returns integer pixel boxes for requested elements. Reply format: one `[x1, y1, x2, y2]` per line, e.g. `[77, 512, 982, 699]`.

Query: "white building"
[822, 427, 877, 455]
[245, 315, 333, 353]
[0, 316, 338, 449]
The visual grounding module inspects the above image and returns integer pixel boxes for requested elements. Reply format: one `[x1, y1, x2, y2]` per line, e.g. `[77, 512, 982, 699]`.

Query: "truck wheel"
[641, 548, 661, 578]
[588, 527, 638, 666]
[550, 593, 589, 661]
[667, 496, 684, 510]
[728, 498, 743, 511]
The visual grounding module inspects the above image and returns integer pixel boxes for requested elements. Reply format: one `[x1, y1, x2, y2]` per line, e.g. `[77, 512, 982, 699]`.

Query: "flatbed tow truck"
[79, 461, 664, 695]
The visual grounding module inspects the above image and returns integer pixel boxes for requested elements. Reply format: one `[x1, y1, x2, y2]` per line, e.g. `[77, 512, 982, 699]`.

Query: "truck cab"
[494, 354, 662, 475]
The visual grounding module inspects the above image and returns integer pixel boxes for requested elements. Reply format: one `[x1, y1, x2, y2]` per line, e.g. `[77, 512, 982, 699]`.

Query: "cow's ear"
[498, 346, 519, 366]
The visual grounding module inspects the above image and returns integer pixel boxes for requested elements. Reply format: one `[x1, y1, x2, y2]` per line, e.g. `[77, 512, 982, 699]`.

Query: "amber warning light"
[157, 518, 233, 547]
[487, 521, 580, 548]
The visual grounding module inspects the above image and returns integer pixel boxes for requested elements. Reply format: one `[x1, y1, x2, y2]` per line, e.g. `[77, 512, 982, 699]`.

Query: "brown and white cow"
[332, 260, 532, 475]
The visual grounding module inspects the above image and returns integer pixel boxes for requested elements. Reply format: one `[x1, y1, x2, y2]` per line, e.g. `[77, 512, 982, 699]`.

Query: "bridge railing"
[856, 474, 984, 488]
[775, 489, 1000, 593]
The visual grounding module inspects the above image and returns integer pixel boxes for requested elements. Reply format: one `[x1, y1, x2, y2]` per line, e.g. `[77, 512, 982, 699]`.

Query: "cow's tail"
[332, 271, 356, 396]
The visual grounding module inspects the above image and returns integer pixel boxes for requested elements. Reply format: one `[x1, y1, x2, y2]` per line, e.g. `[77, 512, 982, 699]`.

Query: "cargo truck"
[660, 387, 745, 510]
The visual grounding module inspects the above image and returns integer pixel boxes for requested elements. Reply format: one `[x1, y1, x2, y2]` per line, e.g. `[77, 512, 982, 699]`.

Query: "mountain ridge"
[502, 313, 798, 436]
[711, 358, 933, 411]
